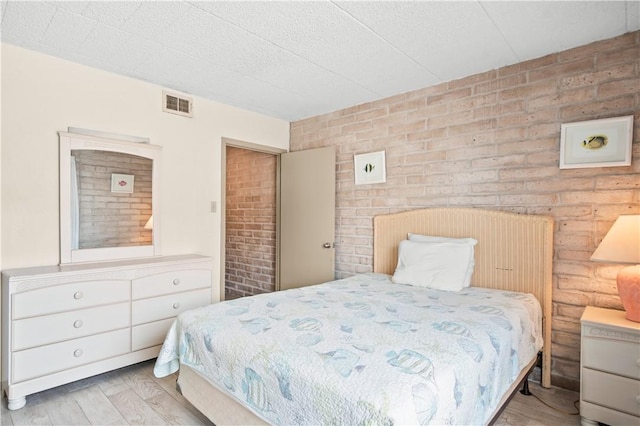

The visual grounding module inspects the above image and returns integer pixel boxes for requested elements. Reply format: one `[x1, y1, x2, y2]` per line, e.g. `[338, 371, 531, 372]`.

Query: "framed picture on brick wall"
[111, 173, 135, 193]
[559, 115, 633, 169]
[354, 150, 386, 185]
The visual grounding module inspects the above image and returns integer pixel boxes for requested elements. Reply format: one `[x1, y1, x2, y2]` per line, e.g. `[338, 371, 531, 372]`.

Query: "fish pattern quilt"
[154, 273, 542, 425]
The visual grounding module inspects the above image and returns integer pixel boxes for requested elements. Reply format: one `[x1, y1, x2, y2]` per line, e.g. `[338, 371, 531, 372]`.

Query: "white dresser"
[580, 306, 640, 426]
[1, 254, 214, 410]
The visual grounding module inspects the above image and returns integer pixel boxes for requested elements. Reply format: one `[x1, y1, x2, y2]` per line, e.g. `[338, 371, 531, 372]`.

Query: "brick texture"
[289, 31, 640, 390]
[225, 146, 277, 300]
[73, 150, 152, 249]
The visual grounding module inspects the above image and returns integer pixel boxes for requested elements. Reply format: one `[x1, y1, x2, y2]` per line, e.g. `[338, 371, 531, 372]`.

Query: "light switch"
[211, 201, 216, 213]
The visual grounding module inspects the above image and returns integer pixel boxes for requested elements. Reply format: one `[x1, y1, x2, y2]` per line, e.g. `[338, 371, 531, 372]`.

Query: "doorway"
[222, 139, 284, 300]
[221, 140, 336, 301]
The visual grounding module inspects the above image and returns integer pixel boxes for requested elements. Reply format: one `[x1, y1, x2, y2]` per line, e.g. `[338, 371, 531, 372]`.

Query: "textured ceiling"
[2, 1, 639, 121]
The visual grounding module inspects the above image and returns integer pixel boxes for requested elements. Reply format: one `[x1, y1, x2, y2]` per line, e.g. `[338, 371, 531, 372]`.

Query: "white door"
[279, 147, 335, 290]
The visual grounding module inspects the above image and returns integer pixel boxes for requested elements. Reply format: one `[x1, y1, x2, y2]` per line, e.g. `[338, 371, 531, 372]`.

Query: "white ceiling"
[2, 1, 639, 121]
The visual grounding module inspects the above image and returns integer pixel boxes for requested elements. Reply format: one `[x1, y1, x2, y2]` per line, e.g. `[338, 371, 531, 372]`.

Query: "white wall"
[0, 44, 290, 294]
[0, 44, 3, 271]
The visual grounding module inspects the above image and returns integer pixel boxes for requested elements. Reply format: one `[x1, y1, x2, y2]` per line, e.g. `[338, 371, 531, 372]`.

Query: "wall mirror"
[59, 130, 162, 264]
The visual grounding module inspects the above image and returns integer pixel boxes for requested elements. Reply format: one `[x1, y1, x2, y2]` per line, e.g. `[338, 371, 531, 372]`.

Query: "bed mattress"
[154, 273, 542, 425]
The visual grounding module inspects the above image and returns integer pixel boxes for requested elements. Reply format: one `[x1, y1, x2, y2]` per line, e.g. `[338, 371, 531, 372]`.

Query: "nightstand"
[580, 306, 640, 426]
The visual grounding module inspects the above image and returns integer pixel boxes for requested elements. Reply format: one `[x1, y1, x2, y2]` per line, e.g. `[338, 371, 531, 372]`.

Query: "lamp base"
[617, 265, 640, 322]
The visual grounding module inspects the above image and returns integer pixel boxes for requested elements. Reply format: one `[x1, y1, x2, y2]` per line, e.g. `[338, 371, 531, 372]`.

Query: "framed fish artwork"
[559, 115, 633, 169]
[354, 150, 386, 185]
[111, 173, 135, 193]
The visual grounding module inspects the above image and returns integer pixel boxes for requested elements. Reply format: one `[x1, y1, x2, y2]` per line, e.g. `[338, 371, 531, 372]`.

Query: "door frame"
[220, 138, 286, 301]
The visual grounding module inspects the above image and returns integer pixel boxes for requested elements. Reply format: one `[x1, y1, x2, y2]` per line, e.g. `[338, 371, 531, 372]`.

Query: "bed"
[154, 207, 553, 425]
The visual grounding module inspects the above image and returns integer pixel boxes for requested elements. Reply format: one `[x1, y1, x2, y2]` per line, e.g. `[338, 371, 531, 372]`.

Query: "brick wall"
[73, 150, 152, 249]
[225, 146, 277, 300]
[290, 31, 640, 390]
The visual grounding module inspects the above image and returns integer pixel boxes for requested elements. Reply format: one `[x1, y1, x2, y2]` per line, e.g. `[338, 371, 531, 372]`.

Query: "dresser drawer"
[12, 280, 129, 319]
[132, 318, 174, 351]
[12, 328, 130, 382]
[582, 368, 640, 417]
[132, 269, 211, 300]
[582, 336, 640, 379]
[132, 288, 210, 325]
[12, 303, 130, 351]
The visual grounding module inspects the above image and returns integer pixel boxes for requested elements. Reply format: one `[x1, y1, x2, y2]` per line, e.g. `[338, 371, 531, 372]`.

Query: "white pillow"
[392, 238, 477, 291]
[407, 233, 477, 288]
[409, 232, 478, 287]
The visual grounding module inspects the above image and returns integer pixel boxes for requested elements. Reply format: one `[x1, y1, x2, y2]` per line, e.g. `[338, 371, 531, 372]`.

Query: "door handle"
[322, 242, 334, 249]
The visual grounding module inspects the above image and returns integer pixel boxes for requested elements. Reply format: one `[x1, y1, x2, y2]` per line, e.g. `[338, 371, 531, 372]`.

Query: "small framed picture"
[354, 150, 386, 185]
[559, 115, 633, 169]
[111, 173, 135, 193]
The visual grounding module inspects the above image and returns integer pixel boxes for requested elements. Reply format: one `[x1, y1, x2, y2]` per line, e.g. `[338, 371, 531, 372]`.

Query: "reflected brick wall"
[73, 150, 152, 249]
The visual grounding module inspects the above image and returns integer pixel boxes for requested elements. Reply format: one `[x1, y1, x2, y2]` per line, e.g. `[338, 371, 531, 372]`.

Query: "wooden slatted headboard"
[373, 207, 554, 388]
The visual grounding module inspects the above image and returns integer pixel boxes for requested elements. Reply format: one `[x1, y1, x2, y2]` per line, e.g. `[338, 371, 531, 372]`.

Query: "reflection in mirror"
[72, 150, 153, 249]
[59, 131, 162, 264]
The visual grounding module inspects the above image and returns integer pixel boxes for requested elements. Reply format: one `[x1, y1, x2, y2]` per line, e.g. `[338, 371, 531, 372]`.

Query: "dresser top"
[1, 254, 212, 279]
[581, 306, 640, 333]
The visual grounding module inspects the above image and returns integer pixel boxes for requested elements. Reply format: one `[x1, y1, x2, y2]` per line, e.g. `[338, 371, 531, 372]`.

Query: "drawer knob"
[73, 349, 83, 358]
[73, 291, 83, 300]
[73, 320, 83, 329]
[173, 278, 181, 286]
[173, 302, 181, 310]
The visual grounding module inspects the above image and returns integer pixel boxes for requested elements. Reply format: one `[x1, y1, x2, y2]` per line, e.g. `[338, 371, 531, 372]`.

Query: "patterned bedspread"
[154, 273, 542, 425]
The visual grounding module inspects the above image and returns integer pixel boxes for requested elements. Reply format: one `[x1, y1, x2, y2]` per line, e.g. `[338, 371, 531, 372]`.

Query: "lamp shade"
[144, 216, 153, 230]
[591, 215, 640, 264]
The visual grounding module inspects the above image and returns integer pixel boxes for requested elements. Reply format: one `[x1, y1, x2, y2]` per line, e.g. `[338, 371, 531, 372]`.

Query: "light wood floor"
[2, 359, 581, 425]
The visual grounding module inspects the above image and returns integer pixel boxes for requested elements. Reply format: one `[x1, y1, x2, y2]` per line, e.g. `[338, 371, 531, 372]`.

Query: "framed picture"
[559, 115, 633, 169]
[111, 173, 135, 193]
[354, 150, 386, 185]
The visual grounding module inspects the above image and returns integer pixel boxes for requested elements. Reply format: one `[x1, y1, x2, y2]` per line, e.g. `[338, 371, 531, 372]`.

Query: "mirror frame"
[59, 131, 162, 264]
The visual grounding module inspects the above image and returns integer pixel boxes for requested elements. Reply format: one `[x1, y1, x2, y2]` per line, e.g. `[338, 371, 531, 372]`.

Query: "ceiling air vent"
[162, 90, 193, 117]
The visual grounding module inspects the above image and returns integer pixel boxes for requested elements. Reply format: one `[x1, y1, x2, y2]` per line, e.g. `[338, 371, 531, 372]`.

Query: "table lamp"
[591, 215, 640, 322]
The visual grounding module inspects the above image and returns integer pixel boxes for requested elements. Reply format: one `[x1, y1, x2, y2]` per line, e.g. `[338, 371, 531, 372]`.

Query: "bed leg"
[520, 351, 541, 396]
[520, 377, 532, 396]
